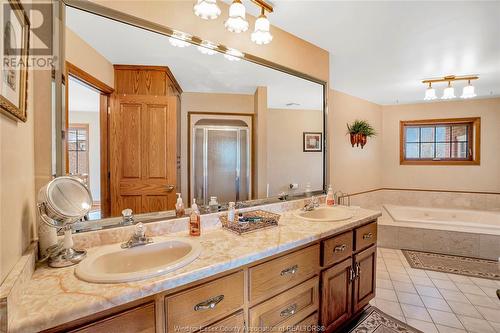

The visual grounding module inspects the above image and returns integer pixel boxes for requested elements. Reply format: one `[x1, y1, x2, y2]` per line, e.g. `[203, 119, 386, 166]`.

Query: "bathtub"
[383, 204, 500, 235]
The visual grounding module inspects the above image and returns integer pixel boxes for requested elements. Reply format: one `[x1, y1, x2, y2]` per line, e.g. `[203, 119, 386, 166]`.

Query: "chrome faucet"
[121, 222, 153, 248]
[303, 196, 320, 211]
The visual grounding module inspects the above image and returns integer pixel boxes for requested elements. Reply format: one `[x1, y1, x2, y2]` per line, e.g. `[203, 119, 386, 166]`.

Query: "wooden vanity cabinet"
[44, 220, 377, 333]
[320, 221, 377, 333]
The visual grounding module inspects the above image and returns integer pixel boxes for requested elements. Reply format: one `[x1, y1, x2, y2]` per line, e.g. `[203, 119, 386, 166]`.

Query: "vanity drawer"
[165, 271, 244, 333]
[355, 222, 377, 251]
[199, 311, 245, 333]
[322, 231, 353, 266]
[249, 277, 319, 332]
[249, 245, 319, 303]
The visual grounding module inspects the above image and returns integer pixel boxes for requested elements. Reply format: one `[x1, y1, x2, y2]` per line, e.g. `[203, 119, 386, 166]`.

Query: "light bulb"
[461, 81, 477, 99]
[197, 41, 218, 55]
[168, 31, 191, 48]
[441, 82, 456, 99]
[224, 48, 243, 61]
[251, 11, 273, 45]
[224, 0, 249, 33]
[424, 84, 437, 101]
[193, 0, 221, 20]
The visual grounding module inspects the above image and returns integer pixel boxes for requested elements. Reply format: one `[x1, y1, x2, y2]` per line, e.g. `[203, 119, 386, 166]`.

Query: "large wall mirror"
[54, 2, 327, 231]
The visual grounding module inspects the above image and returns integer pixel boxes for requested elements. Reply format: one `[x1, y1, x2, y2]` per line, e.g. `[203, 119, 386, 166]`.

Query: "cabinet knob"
[280, 264, 299, 276]
[194, 295, 224, 311]
[165, 184, 175, 192]
[362, 232, 373, 240]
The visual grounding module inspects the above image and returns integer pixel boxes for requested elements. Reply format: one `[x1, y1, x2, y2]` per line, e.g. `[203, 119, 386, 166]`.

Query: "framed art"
[303, 132, 322, 152]
[0, 0, 30, 122]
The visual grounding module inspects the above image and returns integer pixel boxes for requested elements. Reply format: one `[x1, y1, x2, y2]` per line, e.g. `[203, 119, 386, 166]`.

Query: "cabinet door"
[353, 245, 377, 313]
[320, 258, 352, 332]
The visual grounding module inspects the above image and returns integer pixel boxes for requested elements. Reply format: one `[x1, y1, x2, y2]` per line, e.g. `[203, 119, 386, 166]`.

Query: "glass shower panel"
[207, 129, 238, 204]
[239, 130, 249, 201]
[194, 128, 205, 204]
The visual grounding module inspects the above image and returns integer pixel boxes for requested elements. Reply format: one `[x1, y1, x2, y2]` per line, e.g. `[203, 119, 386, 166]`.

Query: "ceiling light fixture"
[225, 0, 249, 33]
[423, 83, 437, 100]
[441, 81, 456, 100]
[251, 7, 273, 45]
[197, 40, 218, 55]
[224, 48, 244, 61]
[168, 31, 191, 48]
[461, 80, 477, 99]
[193, 0, 221, 20]
[422, 75, 478, 101]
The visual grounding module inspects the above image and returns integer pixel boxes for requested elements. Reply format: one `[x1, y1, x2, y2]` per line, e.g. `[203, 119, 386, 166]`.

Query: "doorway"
[65, 62, 113, 218]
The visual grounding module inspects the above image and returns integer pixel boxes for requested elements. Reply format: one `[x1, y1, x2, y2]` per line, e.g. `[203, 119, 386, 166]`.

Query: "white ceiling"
[65, 7, 323, 110]
[68, 76, 99, 112]
[265, 1, 500, 105]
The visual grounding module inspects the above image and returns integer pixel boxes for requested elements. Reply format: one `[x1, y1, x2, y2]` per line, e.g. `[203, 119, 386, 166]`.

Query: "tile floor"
[370, 248, 500, 333]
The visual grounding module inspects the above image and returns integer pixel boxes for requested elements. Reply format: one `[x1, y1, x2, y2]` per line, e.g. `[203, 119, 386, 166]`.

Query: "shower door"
[193, 125, 250, 205]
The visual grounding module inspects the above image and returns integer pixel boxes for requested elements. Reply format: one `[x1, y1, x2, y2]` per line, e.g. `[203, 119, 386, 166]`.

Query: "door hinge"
[107, 106, 111, 115]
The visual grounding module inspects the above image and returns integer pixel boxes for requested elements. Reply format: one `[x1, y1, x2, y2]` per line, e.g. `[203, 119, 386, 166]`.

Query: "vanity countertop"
[11, 207, 381, 333]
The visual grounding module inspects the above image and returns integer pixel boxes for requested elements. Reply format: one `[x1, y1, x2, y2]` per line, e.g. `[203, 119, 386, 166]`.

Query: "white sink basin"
[295, 206, 354, 222]
[75, 237, 201, 283]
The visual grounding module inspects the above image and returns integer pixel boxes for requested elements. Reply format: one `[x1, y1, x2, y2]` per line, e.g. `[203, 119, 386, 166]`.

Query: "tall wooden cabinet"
[320, 222, 377, 332]
[109, 65, 182, 215]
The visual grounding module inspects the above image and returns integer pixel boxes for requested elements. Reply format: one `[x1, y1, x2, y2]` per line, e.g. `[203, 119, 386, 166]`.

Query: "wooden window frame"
[400, 117, 480, 165]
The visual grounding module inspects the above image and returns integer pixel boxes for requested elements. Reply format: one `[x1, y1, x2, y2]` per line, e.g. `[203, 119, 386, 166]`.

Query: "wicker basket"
[220, 210, 280, 235]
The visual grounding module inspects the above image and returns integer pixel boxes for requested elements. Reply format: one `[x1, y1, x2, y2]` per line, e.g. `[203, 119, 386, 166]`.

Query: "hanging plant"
[346, 120, 376, 149]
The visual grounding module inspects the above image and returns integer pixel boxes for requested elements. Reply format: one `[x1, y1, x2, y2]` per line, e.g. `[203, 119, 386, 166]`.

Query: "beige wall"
[0, 67, 36, 283]
[89, 0, 329, 83]
[180, 92, 254, 201]
[267, 109, 323, 196]
[329, 90, 383, 194]
[65, 27, 114, 88]
[381, 98, 500, 192]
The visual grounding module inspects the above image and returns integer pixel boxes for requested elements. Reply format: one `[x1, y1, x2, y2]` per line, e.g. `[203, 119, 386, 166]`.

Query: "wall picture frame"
[303, 132, 322, 152]
[0, 0, 30, 122]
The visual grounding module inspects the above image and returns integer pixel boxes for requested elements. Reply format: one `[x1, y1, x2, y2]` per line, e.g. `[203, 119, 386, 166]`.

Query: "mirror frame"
[53, 0, 329, 232]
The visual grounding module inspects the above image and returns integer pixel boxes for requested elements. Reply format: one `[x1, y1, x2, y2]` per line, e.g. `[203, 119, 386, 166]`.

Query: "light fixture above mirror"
[422, 75, 479, 101]
[193, 0, 274, 45]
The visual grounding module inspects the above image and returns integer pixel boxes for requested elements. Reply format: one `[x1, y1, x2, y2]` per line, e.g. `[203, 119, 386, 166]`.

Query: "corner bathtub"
[383, 204, 500, 235]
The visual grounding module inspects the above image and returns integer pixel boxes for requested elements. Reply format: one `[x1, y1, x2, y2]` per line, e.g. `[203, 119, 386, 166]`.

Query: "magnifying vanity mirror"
[52, 2, 327, 234]
[37, 176, 93, 267]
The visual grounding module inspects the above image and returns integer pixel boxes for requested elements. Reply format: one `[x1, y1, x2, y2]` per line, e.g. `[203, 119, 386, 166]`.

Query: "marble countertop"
[11, 207, 381, 333]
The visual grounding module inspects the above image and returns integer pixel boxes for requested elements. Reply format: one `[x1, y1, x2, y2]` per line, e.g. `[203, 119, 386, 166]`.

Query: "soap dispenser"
[326, 185, 335, 206]
[175, 193, 185, 217]
[189, 199, 201, 236]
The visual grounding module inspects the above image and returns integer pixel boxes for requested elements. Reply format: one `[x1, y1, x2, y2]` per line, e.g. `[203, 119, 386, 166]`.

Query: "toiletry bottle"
[228, 201, 236, 223]
[175, 193, 185, 217]
[209, 196, 219, 212]
[326, 185, 335, 206]
[189, 199, 201, 236]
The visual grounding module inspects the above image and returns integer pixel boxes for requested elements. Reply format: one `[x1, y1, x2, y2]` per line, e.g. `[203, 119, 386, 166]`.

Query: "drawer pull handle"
[349, 267, 355, 282]
[280, 303, 297, 318]
[334, 244, 347, 253]
[362, 232, 373, 240]
[194, 295, 224, 311]
[280, 264, 299, 276]
[355, 262, 360, 278]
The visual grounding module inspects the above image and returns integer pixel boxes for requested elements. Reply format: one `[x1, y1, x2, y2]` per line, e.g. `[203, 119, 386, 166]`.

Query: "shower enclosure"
[191, 117, 251, 206]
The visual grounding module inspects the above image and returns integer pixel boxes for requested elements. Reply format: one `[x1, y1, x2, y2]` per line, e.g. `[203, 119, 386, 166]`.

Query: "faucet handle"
[134, 222, 145, 238]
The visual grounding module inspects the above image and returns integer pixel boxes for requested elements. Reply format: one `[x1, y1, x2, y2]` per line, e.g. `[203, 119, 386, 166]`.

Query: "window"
[68, 124, 89, 175]
[400, 118, 480, 165]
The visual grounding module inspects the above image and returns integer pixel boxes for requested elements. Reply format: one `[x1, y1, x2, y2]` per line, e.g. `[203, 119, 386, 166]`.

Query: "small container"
[228, 201, 236, 223]
[175, 193, 185, 217]
[209, 196, 219, 212]
[305, 183, 312, 197]
[189, 199, 201, 236]
[326, 185, 335, 206]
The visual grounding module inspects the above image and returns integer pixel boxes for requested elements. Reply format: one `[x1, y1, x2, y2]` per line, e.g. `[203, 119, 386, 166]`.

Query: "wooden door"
[353, 245, 377, 313]
[320, 258, 352, 332]
[110, 94, 177, 216]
